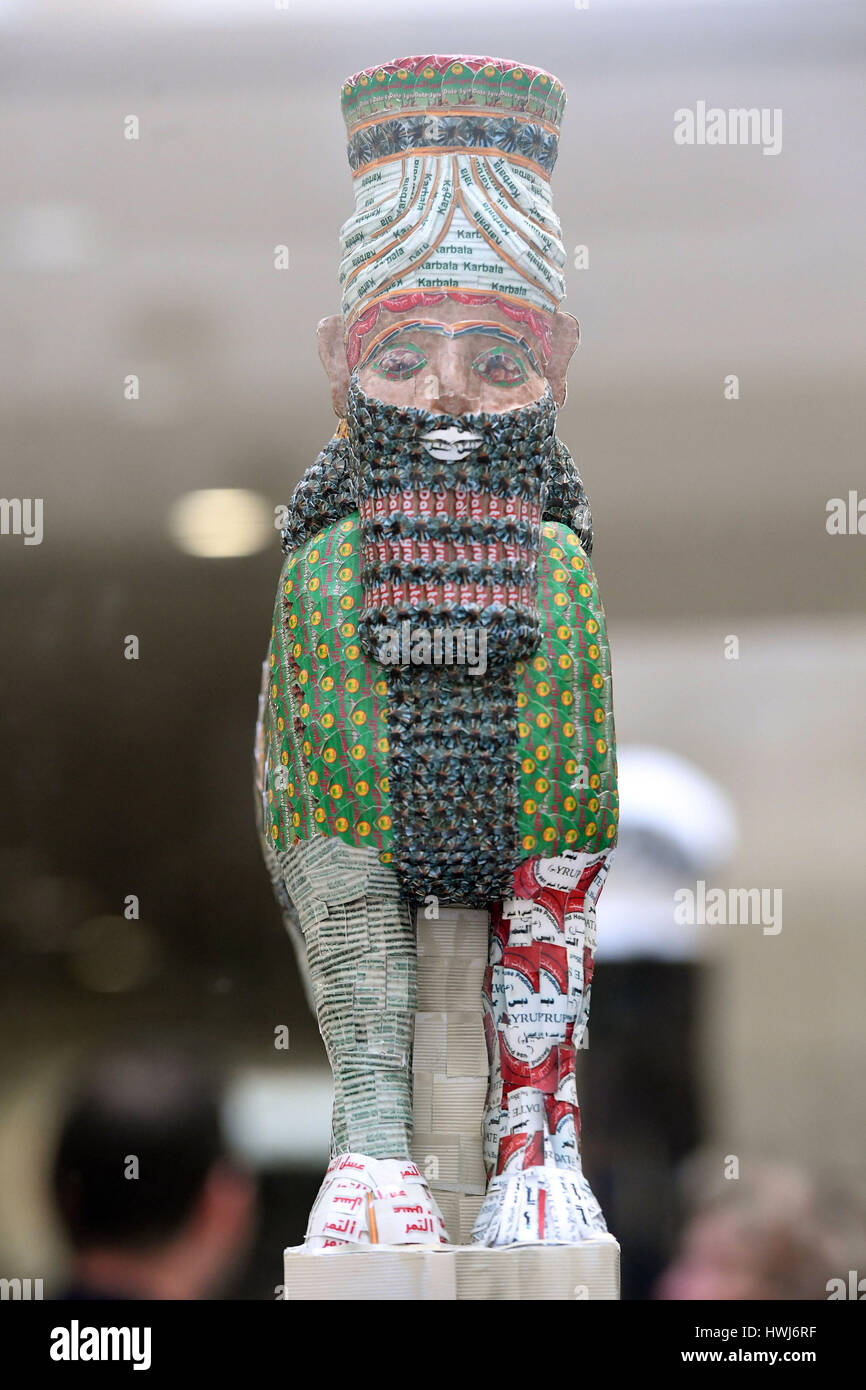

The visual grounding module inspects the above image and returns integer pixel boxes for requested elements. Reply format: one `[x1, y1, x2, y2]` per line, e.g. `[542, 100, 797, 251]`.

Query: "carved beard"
[346, 375, 558, 668]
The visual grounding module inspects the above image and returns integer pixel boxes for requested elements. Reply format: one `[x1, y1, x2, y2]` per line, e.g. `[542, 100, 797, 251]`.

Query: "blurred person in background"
[52, 1047, 256, 1300]
[655, 1157, 857, 1301]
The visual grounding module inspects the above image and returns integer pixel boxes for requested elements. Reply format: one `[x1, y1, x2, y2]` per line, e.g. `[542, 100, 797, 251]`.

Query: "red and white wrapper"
[304, 1152, 449, 1251]
[472, 1166, 608, 1247]
[480, 849, 614, 1223]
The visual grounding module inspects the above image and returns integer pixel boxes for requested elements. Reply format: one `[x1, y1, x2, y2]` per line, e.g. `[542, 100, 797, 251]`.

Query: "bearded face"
[342, 301, 572, 670]
[348, 375, 557, 668]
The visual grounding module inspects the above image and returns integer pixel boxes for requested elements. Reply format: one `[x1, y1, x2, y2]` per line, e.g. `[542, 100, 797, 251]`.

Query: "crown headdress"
[337, 55, 569, 349]
[341, 55, 565, 179]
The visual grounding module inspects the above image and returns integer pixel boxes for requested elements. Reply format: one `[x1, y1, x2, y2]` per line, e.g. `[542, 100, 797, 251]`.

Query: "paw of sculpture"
[303, 1153, 450, 1251]
[472, 1166, 608, 1247]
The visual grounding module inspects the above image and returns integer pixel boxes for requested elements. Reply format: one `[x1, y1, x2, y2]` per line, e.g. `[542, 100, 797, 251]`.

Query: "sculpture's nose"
[423, 338, 481, 416]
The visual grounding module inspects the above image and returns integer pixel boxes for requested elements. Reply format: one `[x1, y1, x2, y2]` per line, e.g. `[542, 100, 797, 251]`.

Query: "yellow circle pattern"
[262, 514, 617, 859]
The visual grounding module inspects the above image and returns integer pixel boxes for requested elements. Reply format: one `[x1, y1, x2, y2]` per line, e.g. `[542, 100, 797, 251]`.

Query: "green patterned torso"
[259, 514, 617, 870]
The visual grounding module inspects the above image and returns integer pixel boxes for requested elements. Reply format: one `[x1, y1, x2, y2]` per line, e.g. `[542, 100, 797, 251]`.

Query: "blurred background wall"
[1, 0, 864, 1297]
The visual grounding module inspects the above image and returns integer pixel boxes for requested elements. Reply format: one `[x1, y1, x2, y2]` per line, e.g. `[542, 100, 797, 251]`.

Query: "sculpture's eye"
[471, 347, 528, 387]
[372, 344, 427, 379]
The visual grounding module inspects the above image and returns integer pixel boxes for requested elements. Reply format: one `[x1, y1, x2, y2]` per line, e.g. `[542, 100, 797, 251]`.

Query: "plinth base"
[282, 1236, 620, 1300]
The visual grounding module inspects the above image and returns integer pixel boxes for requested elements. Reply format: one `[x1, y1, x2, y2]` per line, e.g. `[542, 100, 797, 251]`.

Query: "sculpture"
[255, 55, 618, 1258]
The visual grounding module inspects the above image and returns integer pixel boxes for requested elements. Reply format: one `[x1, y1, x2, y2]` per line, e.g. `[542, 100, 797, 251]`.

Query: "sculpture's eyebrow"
[359, 320, 544, 377]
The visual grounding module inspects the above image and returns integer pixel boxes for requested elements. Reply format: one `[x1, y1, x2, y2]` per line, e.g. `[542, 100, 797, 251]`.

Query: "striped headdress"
[338, 55, 568, 369]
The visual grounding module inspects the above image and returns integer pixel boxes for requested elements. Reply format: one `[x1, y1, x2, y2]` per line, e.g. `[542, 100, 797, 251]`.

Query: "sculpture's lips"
[421, 427, 482, 461]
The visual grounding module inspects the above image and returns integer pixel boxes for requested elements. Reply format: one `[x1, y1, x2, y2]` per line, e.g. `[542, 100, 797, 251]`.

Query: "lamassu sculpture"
[255, 55, 618, 1263]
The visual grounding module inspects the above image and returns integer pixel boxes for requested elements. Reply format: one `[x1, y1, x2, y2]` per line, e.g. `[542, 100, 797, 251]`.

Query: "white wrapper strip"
[339, 152, 567, 323]
[472, 1165, 609, 1247]
[304, 1152, 448, 1250]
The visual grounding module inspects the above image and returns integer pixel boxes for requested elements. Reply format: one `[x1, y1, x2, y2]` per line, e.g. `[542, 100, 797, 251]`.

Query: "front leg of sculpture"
[475, 849, 612, 1245]
[273, 836, 447, 1249]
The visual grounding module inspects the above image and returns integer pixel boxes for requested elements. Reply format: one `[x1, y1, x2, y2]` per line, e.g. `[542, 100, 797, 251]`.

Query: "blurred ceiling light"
[168, 487, 273, 558]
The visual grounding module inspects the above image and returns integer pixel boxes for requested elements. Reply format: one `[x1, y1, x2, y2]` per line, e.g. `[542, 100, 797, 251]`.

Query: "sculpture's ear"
[317, 314, 350, 416]
[546, 310, 580, 407]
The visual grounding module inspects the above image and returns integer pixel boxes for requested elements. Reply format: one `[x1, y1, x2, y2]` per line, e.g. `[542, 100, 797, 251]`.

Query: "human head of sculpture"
[306, 56, 587, 672]
[317, 54, 579, 419]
